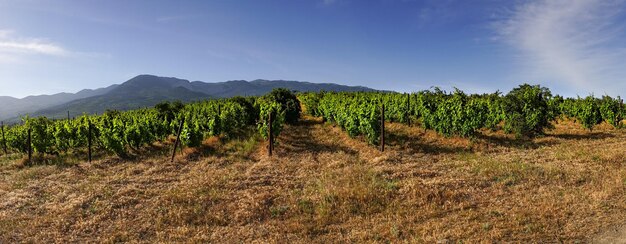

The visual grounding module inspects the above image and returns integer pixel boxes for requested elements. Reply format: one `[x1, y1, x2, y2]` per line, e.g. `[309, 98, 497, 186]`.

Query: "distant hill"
[0, 84, 118, 121]
[1, 74, 375, 123]
[190, 79, 374, 97]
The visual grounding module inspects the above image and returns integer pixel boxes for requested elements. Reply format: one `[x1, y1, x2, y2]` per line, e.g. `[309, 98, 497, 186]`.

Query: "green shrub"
[265, 88, 301, 124]
[502, 84, 555, 137]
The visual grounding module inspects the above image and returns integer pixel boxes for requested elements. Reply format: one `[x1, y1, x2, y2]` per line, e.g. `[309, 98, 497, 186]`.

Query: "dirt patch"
[594, 226, 626, 243]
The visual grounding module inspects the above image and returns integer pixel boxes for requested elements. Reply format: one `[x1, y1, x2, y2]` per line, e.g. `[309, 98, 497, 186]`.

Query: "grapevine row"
[299, 84, 624, 146]
[0, 89, 301, 159]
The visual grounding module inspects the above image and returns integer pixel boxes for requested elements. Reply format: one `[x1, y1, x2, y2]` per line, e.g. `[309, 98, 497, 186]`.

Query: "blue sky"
[1, 0, 625, 98]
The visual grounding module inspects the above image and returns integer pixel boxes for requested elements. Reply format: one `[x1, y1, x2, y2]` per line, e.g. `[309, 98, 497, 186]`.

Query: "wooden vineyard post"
[88, 121, 92, 163]
[28, 128, 32, 164]
[270, 112, 276, 153]
[268, 111, 273, 157]
[67, 112, 71, 152]
[171, 117, 185, 162]
[1, 121, 7, 155]
[380, 104, 385, 152]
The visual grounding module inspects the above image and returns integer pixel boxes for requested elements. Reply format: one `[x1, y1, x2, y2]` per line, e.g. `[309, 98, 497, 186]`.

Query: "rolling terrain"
[0, 85, 119, 121]
[1, 116, 625, 242]
[0, 75, 375, 122]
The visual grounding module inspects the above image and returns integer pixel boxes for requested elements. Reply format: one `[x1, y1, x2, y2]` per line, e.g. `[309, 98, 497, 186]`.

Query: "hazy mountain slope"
[28, 76, 211, 119]
[190, 79, 375, 97]
[2, 74, 376, 123]
[0, 85, 118, 121]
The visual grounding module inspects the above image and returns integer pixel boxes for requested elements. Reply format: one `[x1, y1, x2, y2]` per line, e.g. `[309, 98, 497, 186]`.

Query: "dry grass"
[1, 116, 626, 242]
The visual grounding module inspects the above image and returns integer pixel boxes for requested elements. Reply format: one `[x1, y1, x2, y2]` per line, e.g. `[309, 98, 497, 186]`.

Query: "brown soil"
[1, 116, 625, 242]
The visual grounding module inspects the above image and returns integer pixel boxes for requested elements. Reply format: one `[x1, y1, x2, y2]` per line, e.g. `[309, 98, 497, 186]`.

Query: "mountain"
[0, 84, 119, 121]
[1, 74, 376, 123]
[27, 75, 211, 120]
[189, 79, 373, 97]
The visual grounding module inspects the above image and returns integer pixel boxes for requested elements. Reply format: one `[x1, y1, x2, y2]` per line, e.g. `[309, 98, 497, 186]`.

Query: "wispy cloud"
[494, 0, 626, 95]
[0, 30, 69, 57]
[0, 40, 69, 56]
[0, 29, 13, 38]
[0, 30, 110, 63]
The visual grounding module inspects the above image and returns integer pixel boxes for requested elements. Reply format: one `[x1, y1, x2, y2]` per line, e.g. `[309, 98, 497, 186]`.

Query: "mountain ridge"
[1, 74, 376, 123]
[0, 84, 119, 121]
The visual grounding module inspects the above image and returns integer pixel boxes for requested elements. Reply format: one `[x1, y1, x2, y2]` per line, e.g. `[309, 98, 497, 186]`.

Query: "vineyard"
[0, 88, 300, 163]
[1, 84, 624, 162]
[2, 84, 626, 242]
[300, 84, 624, 145]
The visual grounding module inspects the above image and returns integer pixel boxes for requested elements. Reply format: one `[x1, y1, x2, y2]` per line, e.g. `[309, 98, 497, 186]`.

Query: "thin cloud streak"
[494, 0, 626, 95]
[0, 30, 69, 57]
[0, 30, 111, 62]
[0, 40, 68, 56]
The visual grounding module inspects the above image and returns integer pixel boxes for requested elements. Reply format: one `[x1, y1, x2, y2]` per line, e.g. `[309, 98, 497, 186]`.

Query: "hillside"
[1, 75, 375, 122]
[0, 85, 118, 121]
[190, 79, 375, 97]
[0, 117, 625, 242]
[30, 76, 213, 119]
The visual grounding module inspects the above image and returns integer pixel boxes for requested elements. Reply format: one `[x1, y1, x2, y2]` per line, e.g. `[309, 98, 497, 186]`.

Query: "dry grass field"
[1, 116, 626, 242]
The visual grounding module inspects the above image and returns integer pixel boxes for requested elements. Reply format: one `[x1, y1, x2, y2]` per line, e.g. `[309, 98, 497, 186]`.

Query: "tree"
[502, 84, 555, 138]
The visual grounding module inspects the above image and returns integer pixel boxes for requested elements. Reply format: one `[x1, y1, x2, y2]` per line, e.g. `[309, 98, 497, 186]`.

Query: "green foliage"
[181, 115, 203, 147]
[219, 102, 249, 138]
[97, 111, 126, 156]
[599, 95, 623, 128]
[502, 84, 555, 137]
[317, 92, 381, 145]
[155, 100, 184, 123]
[381, 93, 411, 123]
[2, 94, 291, 158]
[298, 92, 324, 117]
[575, 96, 603, 131]
[123, 114, 154, 149]
[257, 98, 286, 142]
[406, 89, 502, 137]
[230, 96, 258, 125]
[5, 123, 29, 153]
[548, 95, 564, 121]
[265, 88, 301, 124]
[25, 117, 54, 154]
[428, 89, 487, 137]
[483, 92, 505, 130]
[1, 84, 623, 157]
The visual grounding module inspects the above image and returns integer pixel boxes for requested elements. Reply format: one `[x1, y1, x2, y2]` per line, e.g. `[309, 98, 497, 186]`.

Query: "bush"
[502, 84, 555, 137]
[430, 90, 486, 137]
[155, 101, 184, 123]
[230, 96, 258, 125]
[25, 117, 55, 154]
[298, 92, 324, 117]
[97, 111, 126, 156]
[265, 88, 301, 124]
[599, 95, 623, 128]
[576, 96, 602, 131]
[256, 97, 286, 141]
